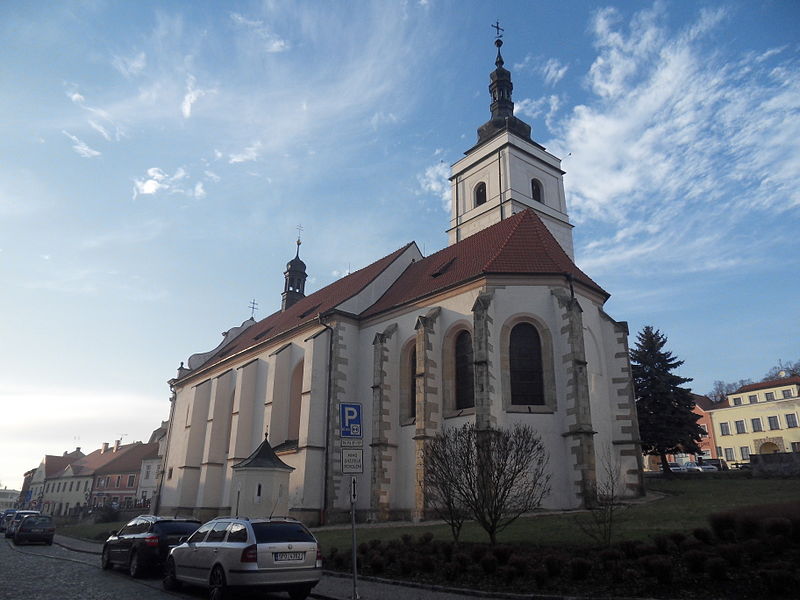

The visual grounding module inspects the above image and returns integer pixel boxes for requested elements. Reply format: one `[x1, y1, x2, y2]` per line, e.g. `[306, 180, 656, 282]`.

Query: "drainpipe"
[317, 314, 335, 525]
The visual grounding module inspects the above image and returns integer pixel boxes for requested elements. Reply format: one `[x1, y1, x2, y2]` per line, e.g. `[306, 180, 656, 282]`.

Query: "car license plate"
[31, 528, 43, 533]
[274, 551, 304, 561]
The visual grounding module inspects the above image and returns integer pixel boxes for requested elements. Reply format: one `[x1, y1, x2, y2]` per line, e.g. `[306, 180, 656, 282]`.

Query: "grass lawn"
[313, 474, 800, 551]
[58, 520, 126, 541]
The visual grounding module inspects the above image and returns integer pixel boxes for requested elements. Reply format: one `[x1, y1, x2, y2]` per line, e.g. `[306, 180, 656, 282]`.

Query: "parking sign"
[340, 403, 362, 438]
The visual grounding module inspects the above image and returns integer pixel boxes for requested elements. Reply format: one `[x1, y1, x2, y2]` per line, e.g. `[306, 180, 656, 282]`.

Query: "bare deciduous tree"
[424, 423, 551, 544]
[575, 445, 626, 546]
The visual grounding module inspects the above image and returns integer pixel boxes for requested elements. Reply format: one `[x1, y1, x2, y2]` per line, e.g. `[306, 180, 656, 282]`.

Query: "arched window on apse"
[531, 179, 543, 203]
[455, 330, 475, 409]
[474, 182, 487, 207]
[509, 323, 545, 405]
[288, 360, 304, 441]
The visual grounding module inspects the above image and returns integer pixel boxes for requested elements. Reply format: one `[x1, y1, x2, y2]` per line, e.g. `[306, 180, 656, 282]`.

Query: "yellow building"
[708, 376, 800, 465]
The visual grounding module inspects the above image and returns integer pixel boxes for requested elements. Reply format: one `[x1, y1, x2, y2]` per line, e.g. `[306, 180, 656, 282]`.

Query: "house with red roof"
[91, 441, 159, 510]
[27, 448, 84, 512]
[159, 39, 644, 524]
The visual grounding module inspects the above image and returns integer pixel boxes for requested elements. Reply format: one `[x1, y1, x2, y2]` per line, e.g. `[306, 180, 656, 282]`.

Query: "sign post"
[350, 475, 359, 600]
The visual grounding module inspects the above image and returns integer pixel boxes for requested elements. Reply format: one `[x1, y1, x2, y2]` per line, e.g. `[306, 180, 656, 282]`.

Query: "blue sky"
[1, 1, 798, 489]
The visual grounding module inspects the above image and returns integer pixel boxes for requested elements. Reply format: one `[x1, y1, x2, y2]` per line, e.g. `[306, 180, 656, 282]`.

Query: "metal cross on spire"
[248, 299, 259, 318]
[492, 20, 504, 39]
[296, 224, 304, 243]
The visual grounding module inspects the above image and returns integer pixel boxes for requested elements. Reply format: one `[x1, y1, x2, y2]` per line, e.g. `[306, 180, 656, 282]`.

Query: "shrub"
[480, 555, 498, 575]
[357, 542, 369, 555]
[327, 546, 339, 557]
[419, 531, 434, 545]
[332, 553, 346, 569]
[759, 568, 797, 594]
[743, 539, 766, 564]
[453, 552, 470, 567]
[762, 517, 792, 538]
[599, 549, 623, 564]
[401, 533, 413, 545]
[497, 565, 516, 584]
[532, 567, 549, 587]
[368, 555, 385, 574]
[569, 558, 592, 581]
[419, 556, 436, 573]
[442, 562, 459, 581]
[618, 539, 642, 559]
[653, 534, 673, 554]
[508, 556, 528, 576]
[668, 532, 686, 546]
[692, 527, 713, 544]
[682, 550, 708, 574]
[368, 538, 382, 549]
[492, 545, 512, 565]
[543, 554, 563, 577]
[470, 545, 487, 563]
[399, 558, 414, 576]
[715, 543, 743, 568]
[736, 514, 760, 540]
[705, 556, 728, 581]
[93, 505, 119, 524]
[709, 511, 737, 541]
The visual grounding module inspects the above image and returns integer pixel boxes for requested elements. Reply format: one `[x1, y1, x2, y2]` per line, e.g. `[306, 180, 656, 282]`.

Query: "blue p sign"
[340, 403, 362, 438]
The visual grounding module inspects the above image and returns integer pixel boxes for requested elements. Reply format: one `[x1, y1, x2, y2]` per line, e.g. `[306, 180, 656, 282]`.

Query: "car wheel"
[12, 535, 20, 545]
[46, 539, 53, 546]
[101, 546, 112, 570]
[289, 584, 313, 600]
[209, 565, 228, 600]
[162, 558, 182, 591]
[128, 550, 144, 578]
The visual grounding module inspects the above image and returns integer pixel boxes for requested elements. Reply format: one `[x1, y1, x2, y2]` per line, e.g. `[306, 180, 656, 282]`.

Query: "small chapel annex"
[157, 37, 645, 525]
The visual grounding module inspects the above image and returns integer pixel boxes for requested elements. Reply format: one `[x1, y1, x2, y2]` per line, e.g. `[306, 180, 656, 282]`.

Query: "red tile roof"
[65, 443, 140, 477]
[43, 454, 82, 478]
[691, 393, 715, 411]
[735, 376, 800, 394]
[362, 209, 607, 318]
[95, 442, 159, 475]
[177, 243, 415, 380]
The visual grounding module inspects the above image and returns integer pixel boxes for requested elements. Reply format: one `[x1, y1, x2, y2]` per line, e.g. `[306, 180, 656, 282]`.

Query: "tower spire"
[281, 227, 307, 311]
[475, 23, 533, 146]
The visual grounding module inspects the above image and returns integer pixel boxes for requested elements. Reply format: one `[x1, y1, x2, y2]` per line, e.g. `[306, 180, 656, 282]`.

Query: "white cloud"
[111, 51, 147, 77]
[418, 162, 450, 212]
[61, 130, 101, 158]
[229, 12, 289, 53]
[193, 182, 206, 199]
[543, 4, 800, 277]
[181, 74, 212, 118]
[204, 170, 221, 183]
[229, 142, 262, 164]
[88, 120, 111, 141]
[370, 111, 398, 129]
[541, 58, 568, 86]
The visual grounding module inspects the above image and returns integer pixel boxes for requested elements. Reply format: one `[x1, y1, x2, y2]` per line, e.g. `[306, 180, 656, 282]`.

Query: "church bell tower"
[447, 30, 575, 258]
[281, 238, 307, 311]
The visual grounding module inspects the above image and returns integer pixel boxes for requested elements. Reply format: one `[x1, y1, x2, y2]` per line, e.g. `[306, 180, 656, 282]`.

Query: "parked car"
[4, 511, 40, 539]
[13, 514, 55, 545]
[101, 515, 202, 578]
[0, 509, 17, 532]
[683, 461, 718, 472]
[163, 517, 322, 600]
[667, 462, 687, 473]
[703, 458, 729, 471]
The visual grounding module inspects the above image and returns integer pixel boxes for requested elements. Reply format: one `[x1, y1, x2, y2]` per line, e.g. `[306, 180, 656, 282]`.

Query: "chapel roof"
[361, 209, 607, 318]
[233, 435, 293, 471]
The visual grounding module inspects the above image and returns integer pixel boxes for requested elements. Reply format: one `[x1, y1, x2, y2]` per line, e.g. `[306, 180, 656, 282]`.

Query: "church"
[157, 37, 645, 525]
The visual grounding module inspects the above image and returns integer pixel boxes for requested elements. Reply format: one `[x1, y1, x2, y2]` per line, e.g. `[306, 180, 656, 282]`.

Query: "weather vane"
[248, 299, 259, 318]
[492, 20, 504, 40]
[296, 223, 303, 244]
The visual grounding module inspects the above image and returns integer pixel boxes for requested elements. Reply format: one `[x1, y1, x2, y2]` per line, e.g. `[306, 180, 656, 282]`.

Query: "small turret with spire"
[476, 22, 533, 146]
[281, 233, 307, 311]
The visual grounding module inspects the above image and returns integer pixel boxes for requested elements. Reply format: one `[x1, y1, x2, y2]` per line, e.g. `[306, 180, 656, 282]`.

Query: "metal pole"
[350, 476, 358, 600]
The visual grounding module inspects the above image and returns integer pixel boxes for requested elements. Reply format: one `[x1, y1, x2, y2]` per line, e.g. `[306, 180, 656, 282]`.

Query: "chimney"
[63, 451, 67, 456]
[75, 447, 81, 453]
[113, 439, 120, 452]
[101, 442, 109, 454]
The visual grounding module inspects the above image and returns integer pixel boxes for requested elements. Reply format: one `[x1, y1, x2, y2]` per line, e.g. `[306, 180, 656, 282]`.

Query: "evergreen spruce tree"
[631, 326, 702, 473]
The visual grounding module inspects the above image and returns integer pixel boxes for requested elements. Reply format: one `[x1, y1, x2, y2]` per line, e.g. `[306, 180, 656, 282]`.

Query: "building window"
[720, 422, 730, 436]
[115, 476, 121, 488]
[84, 481, 89, 492]
[407, 346, 417, 420]
[474, 182, 487, 207]
[144, 465, 151, 480]
[786, 414, 798, 428]
[288, 360, 304, 441]
[509, 323, 544, 405]
[699, 424, 708, 438]
[748, 395, 757, 404]
[455, 330, 475, 409]
[734, 420, 746, 434]
[105, 476, 110, 488]
[716, 446, 722, 457]
[531, 178, 543, 203]
[792, 442, 800, 453]
[69, 481, 73, 492]
[167, 468, 173, 480]
[751, 418, 763, 432]
[768, 415, 780, 430]
[740, 446, 750, 460]
[724, 448, 735, 461]
[732, 397, 742, 406]
[766, 392, 775, 401]
[783, 389, 792, 399]
[127, 475, 135, 487]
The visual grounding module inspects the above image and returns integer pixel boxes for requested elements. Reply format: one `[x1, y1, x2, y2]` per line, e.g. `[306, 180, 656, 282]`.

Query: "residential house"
[30, 449, 84, 513]
[92, 442, 159, 509]
[0, 488, 20, 510]
[708, 376, 800, 465]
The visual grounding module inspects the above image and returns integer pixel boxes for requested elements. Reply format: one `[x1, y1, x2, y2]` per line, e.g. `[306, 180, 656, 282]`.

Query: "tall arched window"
[408, 347, 417, 420]
[474, 182, 487, 207]
[288, 360, 304, 440]
[455, 330, 475, 409]
[510, 323, 544, 405]
[531, 179, 543, 203]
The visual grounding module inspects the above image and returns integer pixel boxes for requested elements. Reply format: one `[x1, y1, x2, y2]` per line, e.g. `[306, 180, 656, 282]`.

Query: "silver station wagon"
[163, 516, 322, 600]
